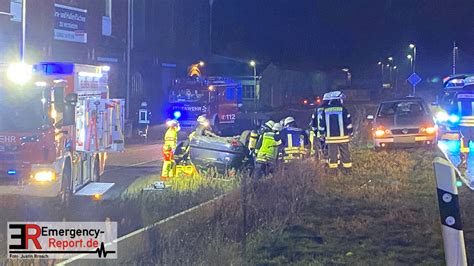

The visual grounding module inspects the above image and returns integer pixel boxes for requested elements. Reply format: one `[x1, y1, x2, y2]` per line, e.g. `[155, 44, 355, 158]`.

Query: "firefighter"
[451, 93, 474, 178]
[318, 91, 353, 171]
[164, 119, 180, 151]
[161, 120, 180, 180]
[276, 117, 309, 163]
[310, 98, 329, 161]
[250, 120, 275, 155]
[254, 122, 282, 179]
[194, 115, 218, 138]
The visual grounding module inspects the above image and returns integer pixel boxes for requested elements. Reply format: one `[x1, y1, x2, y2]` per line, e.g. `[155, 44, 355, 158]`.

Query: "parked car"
[367, 97, 436, 149]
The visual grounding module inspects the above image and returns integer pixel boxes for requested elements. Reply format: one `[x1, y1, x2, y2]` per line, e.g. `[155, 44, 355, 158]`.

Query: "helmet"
[284, 117, 295, 126]
[166, 119, 179, 127]
[323, 91, 345, 101]
[141, 102, 148, 107]
[197, 115, 210, 127]
[264, 120, 275, 129]
[272, 123, 282, 131]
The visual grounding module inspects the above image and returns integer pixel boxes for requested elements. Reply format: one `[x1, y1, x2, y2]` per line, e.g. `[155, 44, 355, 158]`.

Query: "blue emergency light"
[33, 62, 74, 75]
[449, 114, 460, 124]
[173, 110, 182, 119]
[7, 170, 17, 176]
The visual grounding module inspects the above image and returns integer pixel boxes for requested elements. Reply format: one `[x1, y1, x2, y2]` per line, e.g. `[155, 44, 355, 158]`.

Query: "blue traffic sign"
[407, 73, 422, 86]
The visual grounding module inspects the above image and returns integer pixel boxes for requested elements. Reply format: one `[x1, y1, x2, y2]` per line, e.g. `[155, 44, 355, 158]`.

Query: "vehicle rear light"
[303, 99, 308, 105]
[230, 139, 240, 147]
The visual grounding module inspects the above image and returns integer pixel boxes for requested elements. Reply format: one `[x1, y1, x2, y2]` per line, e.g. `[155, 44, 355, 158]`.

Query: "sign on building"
[53, 4, 87, 43]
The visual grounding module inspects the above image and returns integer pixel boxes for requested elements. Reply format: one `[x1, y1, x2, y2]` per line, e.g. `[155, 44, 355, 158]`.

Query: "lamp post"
[407, 54, 413, 73]
[393, 65, 398, 95]
[409, 43, 417, 95]
[341, 68, 351, 87]
[249, 60, 257, 105]
[409, 44, 416, 73]
[378, 61, 384, 89]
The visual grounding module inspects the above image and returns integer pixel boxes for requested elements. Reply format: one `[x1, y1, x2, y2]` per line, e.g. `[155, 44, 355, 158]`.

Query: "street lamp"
[341, 68, 351, 86]
[407, 54, 413, 73]
[249, 60, 257, 103]
[409, 43, 416, 73]
[409, 43, 417, 95]
[388, 57, 393, 62]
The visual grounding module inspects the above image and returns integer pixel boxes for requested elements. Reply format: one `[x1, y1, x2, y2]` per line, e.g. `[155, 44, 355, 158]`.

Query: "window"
[242, 85, 255, 99]
[10, 0, 22, 22]
[102, 0, 112, 36]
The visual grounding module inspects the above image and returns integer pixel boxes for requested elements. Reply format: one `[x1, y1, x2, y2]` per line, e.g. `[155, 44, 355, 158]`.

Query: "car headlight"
[32, 170, 56, 182]
[436, 111, 449, 122]
[421, 126, 437, 134]
[374, 128, 390, 137]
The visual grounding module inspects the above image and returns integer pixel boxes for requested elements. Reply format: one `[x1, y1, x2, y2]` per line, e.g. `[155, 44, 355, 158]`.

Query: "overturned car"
[175, 132, 253, 175]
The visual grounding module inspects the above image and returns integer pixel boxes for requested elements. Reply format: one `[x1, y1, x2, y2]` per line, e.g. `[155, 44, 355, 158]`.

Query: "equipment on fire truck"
[0, 62, 125, 201]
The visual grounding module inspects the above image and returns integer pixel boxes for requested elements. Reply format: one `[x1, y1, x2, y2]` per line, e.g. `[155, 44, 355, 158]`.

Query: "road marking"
[57, 192, 228, 265]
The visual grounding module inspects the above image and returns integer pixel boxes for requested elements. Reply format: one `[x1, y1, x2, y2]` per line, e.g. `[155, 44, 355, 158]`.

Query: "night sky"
[213, 0, 474, 78]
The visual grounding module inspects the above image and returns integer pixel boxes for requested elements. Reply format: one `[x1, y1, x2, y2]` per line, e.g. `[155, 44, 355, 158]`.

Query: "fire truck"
[167, 76, 242, 130]
[0, 62, 125, 203]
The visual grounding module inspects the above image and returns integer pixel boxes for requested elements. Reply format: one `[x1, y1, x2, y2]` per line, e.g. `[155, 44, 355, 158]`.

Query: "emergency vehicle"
[434, 74, 474, 143]
[0, 62, 125, 203]
[167, 76, 242, 130]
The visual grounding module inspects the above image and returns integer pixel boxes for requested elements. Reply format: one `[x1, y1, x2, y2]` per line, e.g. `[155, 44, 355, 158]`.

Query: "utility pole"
[452, 41, 458, 75]
[126, 0, 133, 119]
[20, 0, 26, 62]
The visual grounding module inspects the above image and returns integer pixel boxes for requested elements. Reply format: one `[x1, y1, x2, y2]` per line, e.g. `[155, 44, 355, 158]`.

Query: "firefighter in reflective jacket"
[254, 122, 281, 178]
[310, 99, 328, 159]
[161, 120, 180, 180]
[451, 92, 474, 179]
[276, 117, 309, 163]
[318, 91, 353, 170]
[250, 120, 275, 155]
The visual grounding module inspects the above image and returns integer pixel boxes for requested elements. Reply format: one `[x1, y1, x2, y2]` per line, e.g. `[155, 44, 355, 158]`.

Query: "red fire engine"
[0, 62, 125, 203]
[167, 76, 242, 131]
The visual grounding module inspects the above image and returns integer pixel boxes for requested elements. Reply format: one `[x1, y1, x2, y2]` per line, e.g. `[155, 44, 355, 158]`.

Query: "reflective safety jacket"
[454, 93, 474, 127]
[255, 131, 280, 163]
[311, 105, 326, 138]
[164, 126, 180, 150]
[318, 104, 353, 143]
[275, 126, 309, 161]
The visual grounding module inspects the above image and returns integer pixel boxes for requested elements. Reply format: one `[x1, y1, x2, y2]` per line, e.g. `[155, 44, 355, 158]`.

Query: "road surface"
[0, 143, 163, 253]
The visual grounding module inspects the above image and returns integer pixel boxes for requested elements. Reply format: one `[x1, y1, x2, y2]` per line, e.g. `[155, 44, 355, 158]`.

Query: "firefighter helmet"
[264, 120, 275, 129]
[272, 123, 282, 131]
[197, 115, 210, 127]
[284, 117, 295, 126]
[166, 119, 179, 128]
[141, 101, 148, 107]
[323, 91, 345, 101]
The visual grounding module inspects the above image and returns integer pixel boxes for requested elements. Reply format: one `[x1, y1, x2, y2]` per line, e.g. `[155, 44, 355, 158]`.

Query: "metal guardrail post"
[433, 157, 468, 266]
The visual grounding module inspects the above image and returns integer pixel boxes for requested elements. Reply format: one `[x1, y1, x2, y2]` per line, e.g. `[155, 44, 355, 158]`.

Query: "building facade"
[0, 0, 128, 98]
[130, 0, 211, 122]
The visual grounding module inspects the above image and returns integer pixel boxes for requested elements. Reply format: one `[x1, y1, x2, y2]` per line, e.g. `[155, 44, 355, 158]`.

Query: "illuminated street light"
[407, 54, 412, 59]
[409, 43, 415, 49]
[393, 66, 397, 69]
[388, 57, 393, 61]
[249, 60, 257, 104]
[7, 62, 32, 85]
[341, 68, 349, 72]
[377, 61, 382, 65]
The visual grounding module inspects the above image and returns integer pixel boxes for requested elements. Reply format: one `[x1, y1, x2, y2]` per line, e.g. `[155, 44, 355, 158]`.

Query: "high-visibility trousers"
[161, 148, 175, 180]
[327, 142, 352, 169]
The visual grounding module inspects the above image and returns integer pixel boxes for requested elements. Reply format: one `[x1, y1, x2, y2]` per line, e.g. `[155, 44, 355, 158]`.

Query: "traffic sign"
[407, 73, 422, 86]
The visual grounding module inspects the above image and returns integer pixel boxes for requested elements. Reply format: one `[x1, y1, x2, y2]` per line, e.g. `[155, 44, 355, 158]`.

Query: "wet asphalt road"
[0, 143, 163, 254]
